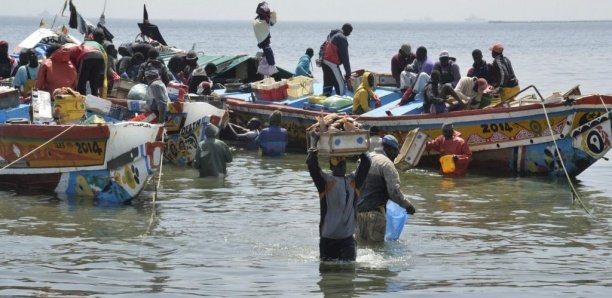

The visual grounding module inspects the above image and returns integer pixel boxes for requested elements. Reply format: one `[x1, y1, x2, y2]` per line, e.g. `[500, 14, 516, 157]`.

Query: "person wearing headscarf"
[35, 44, 77, 94]
[12, 49, 39, 96]
[352, 71, 380, 115]
[306, 133, 371, 261]
[256, 110, 288, 157]
[144, 69, 169, 123]
[193, 123, 233, 178]
[253, 1, 278, 77]
[425, 122, 472, 176]
[0, 40, 17, 79]
[355, 134, 416, 244]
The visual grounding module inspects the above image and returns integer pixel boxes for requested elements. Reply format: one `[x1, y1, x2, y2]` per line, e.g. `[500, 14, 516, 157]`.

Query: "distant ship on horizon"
[465, 15, 487, 22]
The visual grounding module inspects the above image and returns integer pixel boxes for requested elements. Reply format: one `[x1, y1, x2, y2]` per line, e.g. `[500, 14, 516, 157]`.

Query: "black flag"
[137, 4, 168, 45]
[68, 0, 77, 29]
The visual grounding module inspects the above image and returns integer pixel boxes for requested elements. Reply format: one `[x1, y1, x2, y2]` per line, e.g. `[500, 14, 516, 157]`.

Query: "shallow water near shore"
[2, 17, 612, 296]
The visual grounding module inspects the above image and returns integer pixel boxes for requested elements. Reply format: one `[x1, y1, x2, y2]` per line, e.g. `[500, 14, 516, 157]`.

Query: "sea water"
[1, 16, 612, 297]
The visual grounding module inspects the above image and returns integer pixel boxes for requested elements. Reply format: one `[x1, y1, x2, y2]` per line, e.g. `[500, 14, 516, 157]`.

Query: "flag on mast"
[61, 0, 69, 16]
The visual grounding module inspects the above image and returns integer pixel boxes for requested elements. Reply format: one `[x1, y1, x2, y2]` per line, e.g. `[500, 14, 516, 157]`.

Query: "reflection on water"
[1, 151, 611, 296]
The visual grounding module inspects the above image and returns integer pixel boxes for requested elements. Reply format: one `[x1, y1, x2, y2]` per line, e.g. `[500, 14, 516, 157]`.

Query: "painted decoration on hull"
[165, 115, 208, 166]
[0, 138, 107, 168]
[572, 111, 612, 159]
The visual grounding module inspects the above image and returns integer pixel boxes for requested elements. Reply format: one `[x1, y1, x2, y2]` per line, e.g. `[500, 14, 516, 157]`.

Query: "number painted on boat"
[76, 142, 103, 155]
[481, 123, 513, 133]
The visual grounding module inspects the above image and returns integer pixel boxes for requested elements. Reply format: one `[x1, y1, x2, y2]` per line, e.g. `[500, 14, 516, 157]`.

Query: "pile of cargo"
[307, 113, 370, 156]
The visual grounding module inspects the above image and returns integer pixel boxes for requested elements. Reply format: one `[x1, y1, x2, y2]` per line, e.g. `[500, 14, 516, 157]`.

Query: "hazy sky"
[6, 0, 612, 22]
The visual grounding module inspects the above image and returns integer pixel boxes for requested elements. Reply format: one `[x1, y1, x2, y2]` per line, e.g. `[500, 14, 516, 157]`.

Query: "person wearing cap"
[35, 44, 78, 94]
[183, 50, 199, 82]
[352, 71, 380, 115]
[489, 42, 519, 104]
[194, 123, 233, 178]
[423, 70, 464, 114]
[356, 134, 416, 244]
[13, 49, 39, 97]
[295, 48, 314, 78]
[137, 47, 171, 86]
[391, 43, 416, 87]
[466, 49, 495, 84]
[256, 110, 288, 157]
[144, 69, 169, 123]
[320, 23, 353, 96]
[0, 40, 17, 79]
[454, 76, 490, 109]
[253, 2, 278, 77]
[306, 133, 371, 261]
[425, 122, 472, 176]
[227, 117, 262, 151]
[433, 50, 461, 88]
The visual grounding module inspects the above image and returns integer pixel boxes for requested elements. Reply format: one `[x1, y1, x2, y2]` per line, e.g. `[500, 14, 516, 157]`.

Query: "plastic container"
[286, 76, 314, 99]
[440, 155, 456, 174]
[251, 78, 288, 101]
[394, 128, 428, 171]
[312, 130, 370, 156]
[53, 94, 86, 124]
[385, 200, 408, 241]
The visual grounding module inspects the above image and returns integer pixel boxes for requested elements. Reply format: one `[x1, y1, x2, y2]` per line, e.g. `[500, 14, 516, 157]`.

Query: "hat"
[186, 50, 198, 61]
[490, 42, 504, 54]
[476, 78, 488, 92]
[381, 135, 399, 150]
[400, 43, 411, 55]
[439, 50, 450, 58]
[269, 110, 282, 126]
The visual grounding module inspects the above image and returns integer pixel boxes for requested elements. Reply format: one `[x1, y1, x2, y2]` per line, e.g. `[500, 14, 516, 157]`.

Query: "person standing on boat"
[489, 43, 519, 105]
[352, 71, 380, 115]
[466, 49, 495, 84]
[12, 49, 39, 97]
[295, 48, 314, 78]
[433, 50, 461, 88]
[320, 23, 353, 96]
[253, 1, 278, 77]
[183, 51, 199, 82]
[69, 42, 104, 97]
[144, 69, 169, 123]
[425, 122, 472, 176]
[137, 48, 171, 86]
[194, 123, 233, 178]
[35, 44, 77, 94]
[256, 110, 288, 157]
[306, 133, 371, 261]
[355, 135, 416, 244]
[391, 43, 415, 88]
[0, 40, 17, 79]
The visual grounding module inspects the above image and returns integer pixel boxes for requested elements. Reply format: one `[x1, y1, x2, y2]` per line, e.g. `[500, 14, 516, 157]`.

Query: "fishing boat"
[0, 121, 164, 204]
[224, 82, 612, 177]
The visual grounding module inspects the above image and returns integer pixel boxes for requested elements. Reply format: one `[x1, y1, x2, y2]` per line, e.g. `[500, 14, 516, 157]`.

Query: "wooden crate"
[110, 79, 138, 98]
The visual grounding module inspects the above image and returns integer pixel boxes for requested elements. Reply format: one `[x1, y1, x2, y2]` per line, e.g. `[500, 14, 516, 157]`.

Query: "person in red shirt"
[425, 122, 472, 176]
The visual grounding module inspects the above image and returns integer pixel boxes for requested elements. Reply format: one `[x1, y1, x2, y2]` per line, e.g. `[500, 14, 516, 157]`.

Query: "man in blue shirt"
[257, 110, 288, 157]
[295, 48, 314, 78]
[13, 49, 39, 96]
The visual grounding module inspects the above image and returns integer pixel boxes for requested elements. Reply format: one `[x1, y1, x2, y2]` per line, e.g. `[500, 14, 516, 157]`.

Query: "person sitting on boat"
[35, 44, 77, 95]
[425, 122, 472, 176]
[12, 49, 39, 97]
[433, 50, 461, 88]
[489, 43, 519, 105]
[399, 46, 434, 94]
[188, 63, 217, 94]
[466, 49, 495, 84]
[295, 48, 314, 78]
[306, 133, 371, 262]
[0, 40, 17, 79]
[352, 71, 380, 115]
[118, 52, 144, 81]
[423, 70, 464, 114]
[391, 43, 415, 88]
[137, 48, 172, 86]
[253, 1, 278, 77]
[320, 23, 353, 96]
[183, 51, 199, 82]
[226, 117, 262, 151]
[193, 123, 233, 178]
[144, 69, 169, 123]
[454, 77, 490, 110]
[12, 48, 30, 77]
[356, 135, 416, 244]
[127, 42, 155, 59]
[256, 110, 288, 157]
[68, 42, 105, 97]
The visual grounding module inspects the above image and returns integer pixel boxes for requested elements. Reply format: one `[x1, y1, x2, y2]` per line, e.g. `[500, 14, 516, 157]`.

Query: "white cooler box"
[314, 130, 370, 156]
[394, 128, 428, 170]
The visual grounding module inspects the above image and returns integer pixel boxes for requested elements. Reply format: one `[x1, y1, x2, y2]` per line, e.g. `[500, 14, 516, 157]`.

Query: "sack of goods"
[306, 113, 370, 156]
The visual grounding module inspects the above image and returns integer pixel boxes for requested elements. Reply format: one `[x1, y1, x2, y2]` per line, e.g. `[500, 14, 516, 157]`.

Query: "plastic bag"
[322, 95, 353, 109]
[127, 83, 148, 101]
[385, 200, 408, 241]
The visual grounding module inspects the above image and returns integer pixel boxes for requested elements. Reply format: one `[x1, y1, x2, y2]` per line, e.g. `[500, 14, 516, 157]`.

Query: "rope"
[0, 124, 76, 173]
[140, 127, 166, 249]
[539, 99, 593, 216]
[598, 95, 610, 114]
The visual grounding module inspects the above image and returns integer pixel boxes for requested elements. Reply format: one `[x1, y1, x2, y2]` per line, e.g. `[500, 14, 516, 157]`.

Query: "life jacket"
[23, 66, 37, 96]
[322, 30, 342, 65]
